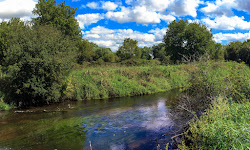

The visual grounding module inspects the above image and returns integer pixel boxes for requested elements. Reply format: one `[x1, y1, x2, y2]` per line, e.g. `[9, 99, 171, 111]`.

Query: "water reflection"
[0, 90, 184, 150]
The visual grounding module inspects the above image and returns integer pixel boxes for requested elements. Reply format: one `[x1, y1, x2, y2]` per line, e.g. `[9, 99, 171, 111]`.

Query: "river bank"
[172, 61, 250, 149]
[1, 61, 249, 149]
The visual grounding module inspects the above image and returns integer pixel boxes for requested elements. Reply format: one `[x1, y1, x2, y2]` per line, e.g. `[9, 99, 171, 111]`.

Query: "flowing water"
[0, 90, 187, 150]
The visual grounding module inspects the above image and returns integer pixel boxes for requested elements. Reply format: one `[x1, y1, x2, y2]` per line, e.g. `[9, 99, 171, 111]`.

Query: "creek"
[0, 89, 188, 150]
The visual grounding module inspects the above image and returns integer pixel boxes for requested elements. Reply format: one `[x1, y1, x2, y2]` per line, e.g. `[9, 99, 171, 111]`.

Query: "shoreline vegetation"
[0, 0, 249, 149]
[1, 60, 249, 149]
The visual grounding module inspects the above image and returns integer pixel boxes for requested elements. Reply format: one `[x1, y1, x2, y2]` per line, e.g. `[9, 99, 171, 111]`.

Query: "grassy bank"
[63, 65, 193, 100]
[174, 61, 250, 149]
[179, 97, 249, 149]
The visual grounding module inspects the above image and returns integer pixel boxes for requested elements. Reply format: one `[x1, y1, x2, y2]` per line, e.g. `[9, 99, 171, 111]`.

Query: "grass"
[63, 65, 193, 100]
[175, 61, 250, 150]
[179, 97, 250, 150]
[0, 91, 13, 110]
[0, 60, 249, 149]
[0, 101, 13, 111]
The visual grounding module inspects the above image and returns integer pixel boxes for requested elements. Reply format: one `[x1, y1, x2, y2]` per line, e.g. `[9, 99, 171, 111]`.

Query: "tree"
[140, 46, 152, 60]
[93, 47, 112, 61]
[213, 43, 225, 60]
[77, 39, 97, 63]
[163, 20, 215, 63]
[152, 43, 170, 64]
[32, 0, 81, 40]
[116, 38, 141, 60]
[239, 40, 250, 65]
[0, 19, 77, 106]
[225, 41, 242, 61]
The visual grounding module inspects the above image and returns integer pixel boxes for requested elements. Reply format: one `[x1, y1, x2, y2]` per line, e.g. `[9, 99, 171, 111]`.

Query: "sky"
[0, 0, 250, 51]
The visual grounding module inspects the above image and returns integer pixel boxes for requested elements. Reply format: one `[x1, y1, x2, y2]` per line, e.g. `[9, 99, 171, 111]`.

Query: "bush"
[0, 19, 76, 106]
[179, 97, 250, 149]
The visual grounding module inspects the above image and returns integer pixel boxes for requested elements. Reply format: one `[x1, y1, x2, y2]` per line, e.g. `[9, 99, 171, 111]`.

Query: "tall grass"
[179, 97, 250, 150]
[175, 61, 250, 150]
[63, 65, 192, 100]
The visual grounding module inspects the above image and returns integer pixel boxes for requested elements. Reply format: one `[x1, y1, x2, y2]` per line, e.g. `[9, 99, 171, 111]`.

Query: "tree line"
[0, 0, 249, 106]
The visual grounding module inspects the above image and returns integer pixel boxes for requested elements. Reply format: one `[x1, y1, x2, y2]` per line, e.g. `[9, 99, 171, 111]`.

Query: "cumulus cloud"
[214, 32, 250, 43]
[236, 0, 250, 13]
[106, 0, 202, 24]
[86, 2, 99, 9]
[102, 1, 119, 11]
[169, 0, 203, 17]
[106, 6, 176, 24]
[125, 0, 173, 12]
[148, 28, 168, 41]
[202, 16, 250, 30]
[76, 14, 104, 29]
[201, 0, 250, 17]
[83, 26, 167, 51]
[200, 0, 235, 16]
[0, 0, 37, 21]
[85, 1, 118, 11]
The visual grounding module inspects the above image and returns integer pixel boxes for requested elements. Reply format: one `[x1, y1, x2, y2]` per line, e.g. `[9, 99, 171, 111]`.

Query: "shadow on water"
[0, 89, 187, 150]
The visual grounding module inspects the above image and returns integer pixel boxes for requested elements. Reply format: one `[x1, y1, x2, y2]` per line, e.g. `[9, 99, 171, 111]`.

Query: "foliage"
[163, 20, 215, 63]
[175, 61, 250, 150]
[116, 38, 141, 60]
[152, 43, 170, 64]
[140, 46, 152, 60]
[32, 0, 81, 40]
[0, 19, 76, 106]
[225, 40, 250, 66]
[77, 39, 97, 63]
[63, 64, 191, 100]
[0, 101, 13, 110]
[120, 59, 161, 66]
[179, 97, 250, 150]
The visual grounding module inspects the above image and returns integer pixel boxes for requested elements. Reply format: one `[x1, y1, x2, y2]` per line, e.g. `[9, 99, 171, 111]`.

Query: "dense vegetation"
[0, 0, 249, 149]
[175, 61, 250, 149]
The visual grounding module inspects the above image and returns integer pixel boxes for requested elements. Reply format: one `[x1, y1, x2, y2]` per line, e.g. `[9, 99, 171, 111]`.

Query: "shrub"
[0, 19, 76, 106]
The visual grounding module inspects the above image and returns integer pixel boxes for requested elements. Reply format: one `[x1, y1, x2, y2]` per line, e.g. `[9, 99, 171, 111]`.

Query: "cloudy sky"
[0, 0, 250, 51]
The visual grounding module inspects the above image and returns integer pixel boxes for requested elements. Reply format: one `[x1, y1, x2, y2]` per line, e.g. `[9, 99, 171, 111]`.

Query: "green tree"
[213, 43, 225, 60]
[116, 38, 141, 60]
[77, 39, 97, 63]
[239, 40, 250, 65]
[140, 46, 152, 60]
[225, 41, 242, 61]
[152, 43, 170, 64]
[0, 19, 76, 106]
[32, 0, 81, 40]
[93, 47, 112, 61]
[163, 20, 215, 63]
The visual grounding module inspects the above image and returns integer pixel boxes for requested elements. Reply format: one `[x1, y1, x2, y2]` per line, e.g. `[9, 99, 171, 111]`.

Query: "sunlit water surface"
[0, 90, 186, 150]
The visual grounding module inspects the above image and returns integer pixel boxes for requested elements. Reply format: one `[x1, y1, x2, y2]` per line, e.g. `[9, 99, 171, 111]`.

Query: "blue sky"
[0, 0, 250, 51]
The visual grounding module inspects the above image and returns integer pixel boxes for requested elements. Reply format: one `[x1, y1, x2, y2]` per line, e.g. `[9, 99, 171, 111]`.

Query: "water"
[0, 90, 186, 150]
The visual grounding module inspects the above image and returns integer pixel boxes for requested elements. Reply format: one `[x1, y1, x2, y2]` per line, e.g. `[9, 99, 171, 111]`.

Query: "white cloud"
[149, 28, 168, 41]
[108, 0, 200, 25]
[83, 26, 167, 51]
[236, 0, 250, 13]
[214, 32, 250, 43]
[0, 0, 36, 21]
[125, 0, 173, 11]
[200, 0, 235, 16]
[200, 0, 250, 17]
[102, 1, 118, 11]
[106, 6, 175, 24]
[85, 1, 118, 11]
[86, 2, 99, 9]
[202, 16, 250, 30]
[76, 14, 104, 29]
[169, 0, 203, 17]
